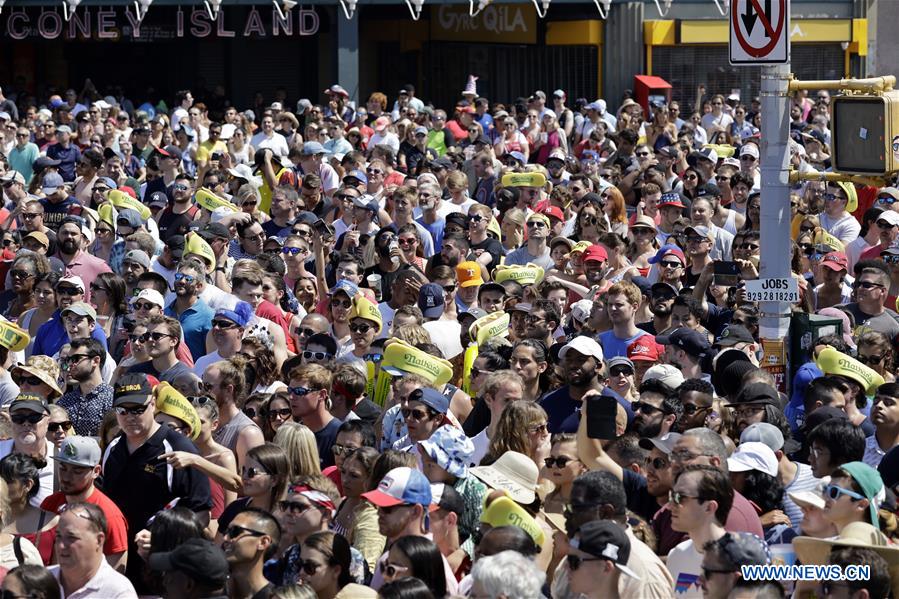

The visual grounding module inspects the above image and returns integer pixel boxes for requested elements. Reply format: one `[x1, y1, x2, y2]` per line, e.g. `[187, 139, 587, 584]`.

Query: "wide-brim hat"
[11, 356, 63, 399]
[793, 521, 899, 568]
[470, 451, 538, 504]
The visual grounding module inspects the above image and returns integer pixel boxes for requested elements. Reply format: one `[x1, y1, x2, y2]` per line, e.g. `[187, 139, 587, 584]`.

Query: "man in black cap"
[149, 538, 229, 599]
[714, 324, 760, 366]
[638, 282, 677, 335]
[151, 234, 184, 287]
[0, 392, 54, 505]
[699, 532, 772, 599]
[102, 372, 212, 591]
[658, 327, 711, 382]
[567, 519, 641, 599]
[726, 382, 782, 437]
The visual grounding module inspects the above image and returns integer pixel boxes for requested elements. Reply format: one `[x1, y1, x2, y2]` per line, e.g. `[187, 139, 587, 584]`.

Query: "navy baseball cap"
[656, 327, 711, 359]
[418, 283, 445, 319]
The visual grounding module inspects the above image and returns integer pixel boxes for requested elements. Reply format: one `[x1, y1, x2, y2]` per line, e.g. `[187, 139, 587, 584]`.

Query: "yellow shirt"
[196, 139, 227, 164]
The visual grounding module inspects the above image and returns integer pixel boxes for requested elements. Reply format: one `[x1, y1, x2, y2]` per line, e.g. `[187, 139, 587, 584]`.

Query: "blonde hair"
[391, 324, 432, 346]
[273, 422, 322, 479]
[0, 478, 8, 527]
[485, 400, 547, 464]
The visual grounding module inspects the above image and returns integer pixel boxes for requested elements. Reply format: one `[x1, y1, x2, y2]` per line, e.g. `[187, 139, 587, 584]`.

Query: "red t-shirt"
[42, 488, 129, 555]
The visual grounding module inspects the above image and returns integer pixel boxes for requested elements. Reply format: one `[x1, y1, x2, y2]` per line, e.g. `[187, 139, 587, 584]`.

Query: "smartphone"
[586, 394, 618, 440]
[713, 260, 741, 287]
[313, 218, 333, 237]
[211, 152, 222, 161]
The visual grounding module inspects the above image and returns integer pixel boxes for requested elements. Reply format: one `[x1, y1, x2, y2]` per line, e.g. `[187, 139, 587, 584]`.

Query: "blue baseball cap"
[302, 141, 327, 156]
[362, 467, 433, 508]
[409, 387, 450, 415]
[329, 279, 359, 298]
[417, 283, 445, 319]
[343, 169, 368, 185]
[506, 151, 526, 164]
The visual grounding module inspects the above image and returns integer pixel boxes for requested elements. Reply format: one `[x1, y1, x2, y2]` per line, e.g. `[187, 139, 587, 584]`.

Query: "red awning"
[635, 75, 672, 89]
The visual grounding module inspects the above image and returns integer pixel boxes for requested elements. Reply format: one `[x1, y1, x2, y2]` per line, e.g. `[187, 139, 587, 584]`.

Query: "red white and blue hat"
[362, 467, 433, 508]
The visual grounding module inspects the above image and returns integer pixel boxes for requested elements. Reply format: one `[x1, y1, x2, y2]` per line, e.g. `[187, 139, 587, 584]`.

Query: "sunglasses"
[243, 407, 258, 419]
[854, 280, 885, 290]
[609, 365, 634, 378]
[223, 525, 266, 539]
[289, 386, 313, 396]
[282, 247, 306, 256]
[133, 301, 157, 311]
[682, 403, 711, 415]
[632, 401, 666, 415]
[823, 484, 865, 502]
[278, 500, 314, 515]
[115, 404, 150, 416]
[302, 350, 333, 361]
[241, 466, 269, 478]
[330, 298, 352, 309]
[380, 562, 410, 578]
[56, 287, 82, 296]
[11, 412, 45, 425]
[349, 322, 373, 334]
[856, 353, 884, 366]
[659, 260, 683, 269]
[877, 220, 898, 230]
[48, 420, 73, 433]
[527, 423, 549, 435]
[527, 221, 548, 229]
[739, 243, 760, 251]
[174, 273, 195, 284]
[644, 456, 669, 470]
[212, 319, 238, 330]
[332, 444, 358, 456]
[544, 456, 575, 468]
[10, 270, 33, 279]
[267, 408, 292, 420]
[401, 407, 433, 421]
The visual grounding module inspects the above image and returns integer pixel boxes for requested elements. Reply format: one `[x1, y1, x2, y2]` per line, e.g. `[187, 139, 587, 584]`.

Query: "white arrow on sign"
[729, 0, 790, 65]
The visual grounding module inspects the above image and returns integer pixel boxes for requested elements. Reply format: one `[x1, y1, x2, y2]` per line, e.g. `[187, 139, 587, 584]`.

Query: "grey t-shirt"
[504, 245, 554, 270]
[838, 303, 899, 340]
[0, 371, 20, 407]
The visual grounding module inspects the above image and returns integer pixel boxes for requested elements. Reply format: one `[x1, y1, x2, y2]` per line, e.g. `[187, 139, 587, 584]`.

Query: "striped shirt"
[783, 461, 820, 528]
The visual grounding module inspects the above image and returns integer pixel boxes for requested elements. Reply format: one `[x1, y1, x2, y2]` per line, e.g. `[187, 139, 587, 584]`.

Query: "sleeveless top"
[212, 411, 259, 452]
[722, 209, 738, 236]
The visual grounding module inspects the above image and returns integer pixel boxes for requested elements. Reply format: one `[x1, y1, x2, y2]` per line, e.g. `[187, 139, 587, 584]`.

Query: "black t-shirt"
[352, 398, 382, 426]
[622, 468, 660, 524]
[100, 425, 211, 591]
[470, 237, 505, 272]
[156, 204, 198, 241]
[314, 418, 342, 469]
[362, 263, 402, 303]
[462, 397, 490, 437]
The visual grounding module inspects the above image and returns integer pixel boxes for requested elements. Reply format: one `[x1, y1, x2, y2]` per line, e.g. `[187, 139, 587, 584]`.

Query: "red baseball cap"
[627, 338, 663, 362]
[821, 251, 848, 272]
[583, 244, 608, 263]
[540, 205, 564, 222]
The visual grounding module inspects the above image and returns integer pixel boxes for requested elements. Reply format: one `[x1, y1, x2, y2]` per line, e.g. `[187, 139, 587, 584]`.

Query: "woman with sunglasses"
[293, 530, 371, 598]
[333, 447, 384, 573]
[380, 536, 446, 598]
[857, 331, 895, 383]
[88, 272, 128, 356]
[394, 224, 426, 272]
[0, 252, 48, 320]
[573, 200, 608, 245]
[494, 118, 530, 162]
[541, 433, 587, 515]
[483, 400, 550, 470]
[214, 442, 289, 545]
[46, 404, 73, 449]
[681, 166, 705, 202]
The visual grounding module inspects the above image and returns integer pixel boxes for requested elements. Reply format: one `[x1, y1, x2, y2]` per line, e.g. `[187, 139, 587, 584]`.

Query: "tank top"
[722, 209, 738, 236]
[212, 411, 260, 453]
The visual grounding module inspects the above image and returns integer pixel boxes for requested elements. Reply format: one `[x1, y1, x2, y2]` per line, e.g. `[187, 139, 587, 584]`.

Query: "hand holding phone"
[585, 392, 618, 440]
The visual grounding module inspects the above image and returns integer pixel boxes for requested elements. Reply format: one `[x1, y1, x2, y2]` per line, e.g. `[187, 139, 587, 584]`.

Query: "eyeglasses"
[857, 353, 885, 366]
[174, 273, 196, 284]
[332, 444, 359, 457]
[702, 566, 737, 580]
[281, 247, 306, 256]
[567, 554, 607, 571]
[527, 422, 549, 435]
[48, 420, 73, 433]
[380, 562, 410, 578]
[223, 525, 267, 540]
[11, 412, 45, 425]
[609, 365, 634, 378]
[302, 350, 333, 361]
[289, 385, 313, 396]
[544, 456, 575, 468]
[644, 456, 669, 470]
[632, 401, 666, 415]
[854, 280, 885, 290]
[115, 404, 150, 416]
[823, 484, 865, 502]
[267, 408, 292, 421]
[212, 319, 238, 330]
[56, 286, 82, 296]
[241, 465, 270, 478]
[668, 490, 702, 506]
[133, 301, 157, 311]
[330, 298, 352, 309]
[349, 322, 373, 334]
[401, 407, 433, 421]
[733, 405, 766, 418]
[241, 232, 266, 242]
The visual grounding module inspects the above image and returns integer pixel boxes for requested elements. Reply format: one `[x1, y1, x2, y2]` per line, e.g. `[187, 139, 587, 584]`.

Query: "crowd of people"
[0, 76, 894, 599]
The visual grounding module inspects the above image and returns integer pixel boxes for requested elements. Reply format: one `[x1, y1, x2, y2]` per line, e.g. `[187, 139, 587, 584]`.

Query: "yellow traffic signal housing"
[831, 90, 899, 176]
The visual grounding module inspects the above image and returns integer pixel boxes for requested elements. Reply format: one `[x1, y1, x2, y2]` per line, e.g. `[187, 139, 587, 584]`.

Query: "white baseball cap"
[559, 335, 604, 363]
[727, 441, 779, 477]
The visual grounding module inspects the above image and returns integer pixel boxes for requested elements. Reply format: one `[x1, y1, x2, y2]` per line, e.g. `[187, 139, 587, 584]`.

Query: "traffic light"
[831, 90, 899, 176]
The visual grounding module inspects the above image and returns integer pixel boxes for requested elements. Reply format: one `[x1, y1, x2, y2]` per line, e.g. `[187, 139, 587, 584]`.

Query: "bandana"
[287, 484, 337, 517]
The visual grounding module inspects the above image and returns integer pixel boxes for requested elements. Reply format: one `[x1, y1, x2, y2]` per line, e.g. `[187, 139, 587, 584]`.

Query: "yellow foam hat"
[0, 320, 30, 352]
[813, 229, 845, 252]
[837, 181, 859, 213]
[349, 296, 382, 334]
[480, 495, 545, 547]
[97, 203, 117, 229]
[195, 187, 239, 213]
[108, 189, 151, 221]
[571, 241, 592, 254]
[816, 346, 884, 396]
[381, 339, 453, 386]
[501, 172, 547, 189]
[705, 143, 736, 158]
[184, 232, 216, 273]
[153, 381, 201, 440]
[468, 311, 510, 346]
[493, 263, 545, 286]
[487, 216, 502, 240]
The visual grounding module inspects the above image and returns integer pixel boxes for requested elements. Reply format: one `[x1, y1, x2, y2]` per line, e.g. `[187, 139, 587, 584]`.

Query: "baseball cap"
[820, 251, 848, 272]
[132, 288, 165, 309]
[715, 324, 755, 347]
[607, 356, 635, 372]
[740, 422, 785, 451]
[41, 172, 65, 194]
[148, 538, 230, 588]
[24, 232, 49, 249]
[570, 520, 639, 579]
[430, 483, 465, 516]
[658, 192, 686, 209]
[727, 441, 779, 477]
[559, 335, 604, 362]
[583, 244, 608, 263]
[116, 208, 143, 229]
[302, 141, 327, 156]
[457, 306, 487, 323]
[651, 282, 679, 298]
[877, 210, 899, 227]
[642, 364, 685, 389]
[113, 373, 155, 406]
[122, 250, 150, 269]
[9, 392, 50, 415]
[329, 279, 360, 298]
[639, 432, 682, 454]
[740, 144, 760, 159]
[167, 235, 185, 259]
[0, 171, 25, 186]
[343, 169, 368, 185]
[708, 533, 772, 569]
[841, 461, 885, 528]
[648, 244, 686, 266]
[198, 222, 230, 242]
[416, 283, 446, 319]
[684, 225, 713, 240]
[627, 337, 662, 362]
[656, 327, 711, 359]
[56, 125, 72, 135]
[409, 387, 449, 415]
[57, 275, 85, 292]
[362, 467, 433, 508]
[52, 436, 101, 468]
[456, 261, 484, 288]
[687, 147, 719, 167]
[61, 301, 97, 322]
[147, 191, 169, 208]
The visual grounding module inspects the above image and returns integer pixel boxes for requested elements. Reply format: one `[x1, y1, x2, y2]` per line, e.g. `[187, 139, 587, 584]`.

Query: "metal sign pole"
[758, 61, 793, 367]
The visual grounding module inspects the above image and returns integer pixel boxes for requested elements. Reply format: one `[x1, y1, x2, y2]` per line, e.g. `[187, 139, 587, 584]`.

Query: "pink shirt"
[55, 249, 112, 303]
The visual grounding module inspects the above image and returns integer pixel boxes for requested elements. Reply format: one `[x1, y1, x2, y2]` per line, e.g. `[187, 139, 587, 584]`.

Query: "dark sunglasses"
[115, 404, 150, 416]
[48, 420, 72, 433]
[544, 456, 575, 468]
[223, 525, 267, 539]
[645, 456, 669, 470]
[11, 412, 45, 425]
[267, 408, 292, 420]
[401, 407, 433, 421]
[349, 322, 373, 334]
[567, 554, 606, 571]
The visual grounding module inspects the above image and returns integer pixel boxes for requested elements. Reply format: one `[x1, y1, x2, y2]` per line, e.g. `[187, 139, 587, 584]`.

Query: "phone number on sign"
[744, 291, 800, 302]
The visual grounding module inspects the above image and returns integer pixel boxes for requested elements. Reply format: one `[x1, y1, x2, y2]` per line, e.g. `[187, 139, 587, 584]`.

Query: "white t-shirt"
[470, 428, 489, 466]
[846, 236, 874, 272]
[251, 132, 289, 157]
[820, 212, 862, 245]
[378, 303, 397, 339]
[422, 320, 463, 360]
[667, 539, 704, 598]
[701, 112, 733, 137]
[193, 350, 223, 376]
